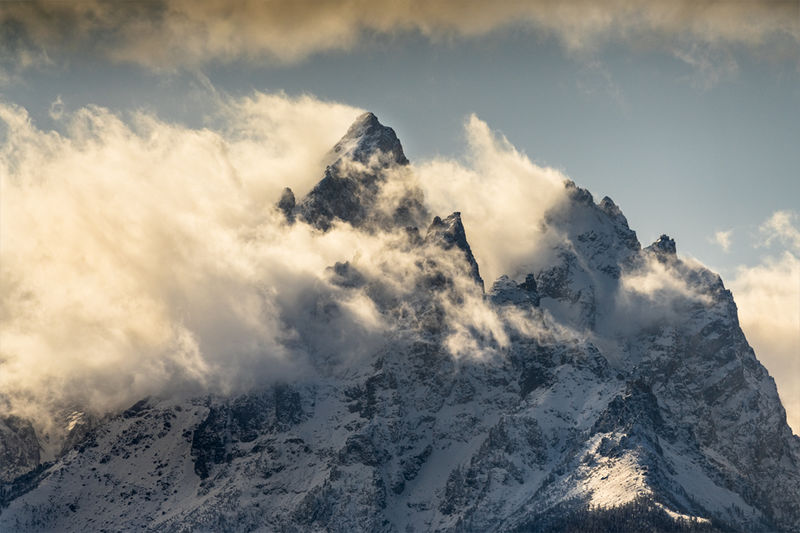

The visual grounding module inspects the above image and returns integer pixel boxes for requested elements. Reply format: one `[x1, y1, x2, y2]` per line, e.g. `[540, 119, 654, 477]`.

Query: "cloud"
[673, 43, 739, 90]
[729, 210, 800, 434]
[711, 229, 733, 252]
[730, 250, 800, 434]
[416, 114, 569, 285]
[47, 95, 64, 120]
[759, 210, 800, 252]
[2, 90, 797, 454]
[0, 0, 797, 71]
[0, 93, 379, 438]
[0, 94, 549, 446]
[619, 255, 713, 306]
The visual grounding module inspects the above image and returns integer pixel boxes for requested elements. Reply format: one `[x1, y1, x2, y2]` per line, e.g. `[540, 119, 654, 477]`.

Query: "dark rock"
[490, 274, 540, 307]
[327, 261, 366, 288]
[330, 112, 408, 167]
[647, 234, 677, 257]
[0, 416, 40, 483]
[277, 187, 295, 222]
[297, 112, 425, 232]
[425, 212, 484, 290]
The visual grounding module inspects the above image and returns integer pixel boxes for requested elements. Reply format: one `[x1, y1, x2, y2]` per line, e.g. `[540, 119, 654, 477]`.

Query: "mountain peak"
[350, 111, 380, 130]
[425, 212, 484, 290]
[330, 111, 408, 167]
[296, 112, 419, 231]
[646, 234, 677, 256]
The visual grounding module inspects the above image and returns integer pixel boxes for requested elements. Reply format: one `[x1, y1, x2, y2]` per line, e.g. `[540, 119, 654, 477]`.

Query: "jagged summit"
[646, 234, 677, 256]
[292, 112, 424, 231]
[329, 111, 409, 167]
[6, 114, 800, 533]
[424, 212, 483, 290]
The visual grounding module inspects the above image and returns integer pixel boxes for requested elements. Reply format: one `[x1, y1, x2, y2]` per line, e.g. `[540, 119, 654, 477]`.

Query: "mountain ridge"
[1, 112, 798, 533]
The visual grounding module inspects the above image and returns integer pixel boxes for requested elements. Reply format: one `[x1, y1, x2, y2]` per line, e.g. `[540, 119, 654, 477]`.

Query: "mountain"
[1, 113, 798, 533]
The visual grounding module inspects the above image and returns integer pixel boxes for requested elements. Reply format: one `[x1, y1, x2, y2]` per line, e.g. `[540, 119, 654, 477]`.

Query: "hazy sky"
[1, 1, 798, 430]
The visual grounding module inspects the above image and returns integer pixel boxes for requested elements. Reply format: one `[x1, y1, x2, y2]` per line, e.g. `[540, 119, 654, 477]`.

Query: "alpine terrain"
[1, 113, 798, 533]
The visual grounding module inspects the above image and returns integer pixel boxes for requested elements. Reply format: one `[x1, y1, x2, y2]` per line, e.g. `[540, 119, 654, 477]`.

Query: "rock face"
[295, 111, 427, 232]
[647, 234, 678, 258]
[276, 186, 296, 223]
[0, 417, 40, 483]
[2, 113, 799, 533]
[425, 212, 484, 290]
[490, 274, 540, 307]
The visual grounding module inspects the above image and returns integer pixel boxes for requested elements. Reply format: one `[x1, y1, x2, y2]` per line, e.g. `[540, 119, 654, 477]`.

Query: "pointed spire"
[425, 212, 484, 290]
[330, 111, 408, 167]
[298, 112, 419, 232]
[647, 234, 677, 256]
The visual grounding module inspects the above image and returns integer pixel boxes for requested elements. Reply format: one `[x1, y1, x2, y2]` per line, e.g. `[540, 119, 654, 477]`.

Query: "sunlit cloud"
[0, 93, 370, 436]
[730, 211, 800, 434]
[0, 95, 562, 443]
[0, 0, 797, 72]
[416, 114, 569, 285]
[2, 91, 797, 447]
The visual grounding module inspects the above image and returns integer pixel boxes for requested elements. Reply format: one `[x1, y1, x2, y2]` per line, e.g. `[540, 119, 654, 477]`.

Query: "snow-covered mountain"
[1, 113, 798, 533]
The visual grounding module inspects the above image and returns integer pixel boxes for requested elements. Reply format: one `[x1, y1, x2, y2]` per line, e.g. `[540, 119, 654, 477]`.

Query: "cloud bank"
[730, 211, 800, 434]
[0, 94, 570, 442]
[1, 0, 797, 71]
[2, 92, 797, 444]
[0, 94, 372, 432]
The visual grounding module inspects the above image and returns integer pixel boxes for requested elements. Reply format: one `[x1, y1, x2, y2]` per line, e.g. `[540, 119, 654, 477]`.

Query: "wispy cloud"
[673, 43, 739, 90]
[47, 95, 64, 120]
[1, 0, 797, 71]
[711, 229, 733, 252]
[759, 210, 800, 252]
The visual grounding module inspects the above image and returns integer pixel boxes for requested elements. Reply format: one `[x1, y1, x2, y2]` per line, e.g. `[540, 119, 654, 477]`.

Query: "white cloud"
[47, 95, 64, 120]
[416, 114, 569, 285]
[620, 255, 712, 306]
[730, 212, 800, 434]
[711, 229, 733, 252]
[0, 94, 377, 437]
[0, 95, 544, 445]
[759, 210, 800, 252]
[673, 43, 739, 90]
[3, 91, 798, 452]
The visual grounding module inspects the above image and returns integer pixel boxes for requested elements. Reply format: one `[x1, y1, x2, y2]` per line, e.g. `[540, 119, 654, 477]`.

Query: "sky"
[0, 1, 798, 432]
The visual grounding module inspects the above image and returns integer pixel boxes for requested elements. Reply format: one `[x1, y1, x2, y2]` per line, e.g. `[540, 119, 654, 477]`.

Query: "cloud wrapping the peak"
[416, 114, 569, 285]
[0, 94, 561, 441]
[2, 90, 799, 445]
[0, 93, 371, 431]
[0, 0, 797, 71]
